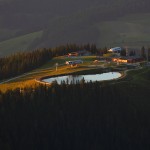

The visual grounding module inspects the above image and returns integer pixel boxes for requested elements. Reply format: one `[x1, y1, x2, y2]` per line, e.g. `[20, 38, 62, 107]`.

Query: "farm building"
[66, 60, 83, 65]
[112, 56, 144, 63]
[68, 52, 78, 56]
[68, 50, 91, 57]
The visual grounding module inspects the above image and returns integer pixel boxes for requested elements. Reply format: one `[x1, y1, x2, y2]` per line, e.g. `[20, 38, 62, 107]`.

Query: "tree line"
[0, 44, 97, 81]
[0, 49, 52, 80]
[0, 81, 150, 149]
[1, 44, 150, 81]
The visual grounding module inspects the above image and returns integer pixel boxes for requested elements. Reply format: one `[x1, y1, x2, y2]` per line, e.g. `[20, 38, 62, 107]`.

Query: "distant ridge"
[0, 0, 150, 56]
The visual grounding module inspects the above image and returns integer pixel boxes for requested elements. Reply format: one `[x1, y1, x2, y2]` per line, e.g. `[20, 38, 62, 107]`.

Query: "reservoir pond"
[42, 72, 121, 84]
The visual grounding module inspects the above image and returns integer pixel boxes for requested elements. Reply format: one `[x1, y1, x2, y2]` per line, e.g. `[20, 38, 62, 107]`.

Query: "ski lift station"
[108, 47, 122, 53]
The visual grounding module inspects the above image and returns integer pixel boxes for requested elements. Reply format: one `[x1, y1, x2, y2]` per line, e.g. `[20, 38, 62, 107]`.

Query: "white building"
[108, 47, 122, 53]
[66, 60, 83, 65]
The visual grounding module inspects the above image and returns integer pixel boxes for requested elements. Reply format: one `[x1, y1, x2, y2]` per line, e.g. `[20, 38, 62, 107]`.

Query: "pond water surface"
[42, 72, 121, 84]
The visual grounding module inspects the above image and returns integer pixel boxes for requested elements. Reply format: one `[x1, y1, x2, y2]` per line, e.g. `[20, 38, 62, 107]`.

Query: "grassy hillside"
[97, 13, 150, 49]
[1, 13, 150, 57]
[0, 0, 150, 55]
[0, 31, 43, 56]
[0, 56, 98, 92]
[32, 13, 150, 50]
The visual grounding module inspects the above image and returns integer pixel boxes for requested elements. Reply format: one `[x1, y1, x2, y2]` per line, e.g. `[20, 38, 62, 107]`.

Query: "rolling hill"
[0, 0, 150, 56]
[0, 31, 43, 56]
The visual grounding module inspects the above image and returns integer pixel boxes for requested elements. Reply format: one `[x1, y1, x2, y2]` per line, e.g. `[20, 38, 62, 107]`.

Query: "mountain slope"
[0, 31, 43, 56]
[0, 0, 150, 56]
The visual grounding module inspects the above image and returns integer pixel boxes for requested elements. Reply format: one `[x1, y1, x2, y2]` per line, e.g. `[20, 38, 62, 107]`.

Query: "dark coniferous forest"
[0, 0, 150, 149]
[0, 44, 97, 80]
[0, 82, 150, 150]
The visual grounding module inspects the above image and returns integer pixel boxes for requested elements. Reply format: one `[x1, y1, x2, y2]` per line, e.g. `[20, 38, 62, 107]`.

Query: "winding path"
[0, 64, 64, 84]
[0, 63, 143, 85]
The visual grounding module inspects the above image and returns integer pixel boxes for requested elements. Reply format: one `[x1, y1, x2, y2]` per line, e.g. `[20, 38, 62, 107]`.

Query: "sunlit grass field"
[0, 55, 150, 92]
[0, 56, 101, 92]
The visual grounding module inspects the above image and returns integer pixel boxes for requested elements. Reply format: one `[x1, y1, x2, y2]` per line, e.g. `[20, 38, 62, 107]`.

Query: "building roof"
[108, 47, 122, 52]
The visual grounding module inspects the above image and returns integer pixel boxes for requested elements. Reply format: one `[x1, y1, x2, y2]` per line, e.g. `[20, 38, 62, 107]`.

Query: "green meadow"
[0, 56, 100, 92]
[96, 13, 150, 49]
[0, 31, 43, 56]
[1, 13, 150, 57]
[0, 54, 150, 92]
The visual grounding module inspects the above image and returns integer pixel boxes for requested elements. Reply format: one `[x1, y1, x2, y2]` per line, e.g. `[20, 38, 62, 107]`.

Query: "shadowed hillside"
[0, 0, 150, 56]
